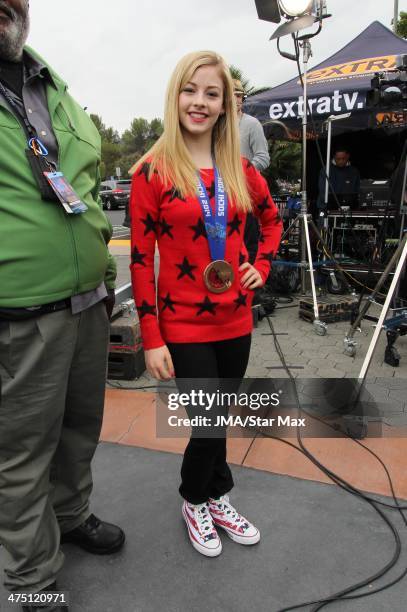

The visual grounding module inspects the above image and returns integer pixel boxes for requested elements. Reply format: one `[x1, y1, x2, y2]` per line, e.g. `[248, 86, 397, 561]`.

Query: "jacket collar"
[23, 45, 67, 94]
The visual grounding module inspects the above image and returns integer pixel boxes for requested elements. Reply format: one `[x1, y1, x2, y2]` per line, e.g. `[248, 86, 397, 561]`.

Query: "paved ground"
[109, 239, 407, 427]
[1, 443, 407, 612]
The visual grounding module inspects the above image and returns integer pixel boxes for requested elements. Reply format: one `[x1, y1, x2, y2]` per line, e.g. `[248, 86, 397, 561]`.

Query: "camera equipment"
[366, 54, 407, 108]
[359, 179, 392, 208]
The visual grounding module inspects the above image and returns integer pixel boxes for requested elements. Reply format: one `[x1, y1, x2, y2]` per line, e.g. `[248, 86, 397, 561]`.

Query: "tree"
[263, 141, 302, 192]
[122, 117, 163, 156]
[395, 11, 407, 38]
[90, 114, 120, 144]
[91, 114, 122, 178]
[90, 114, 164, 179]
[229, 65, 270, 97]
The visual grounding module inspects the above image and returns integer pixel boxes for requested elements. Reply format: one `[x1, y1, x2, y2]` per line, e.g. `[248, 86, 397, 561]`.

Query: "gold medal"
[204, 260, 234, 294]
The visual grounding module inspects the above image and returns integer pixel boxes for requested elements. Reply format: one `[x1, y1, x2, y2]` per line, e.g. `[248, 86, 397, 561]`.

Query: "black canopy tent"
[245, 21, 407, 138]
[245, 21, 407, 208]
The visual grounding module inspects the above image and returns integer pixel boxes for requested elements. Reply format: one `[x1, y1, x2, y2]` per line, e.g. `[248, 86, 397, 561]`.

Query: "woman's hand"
[239, 262, 264, 290]
[145, 345, 175, 381]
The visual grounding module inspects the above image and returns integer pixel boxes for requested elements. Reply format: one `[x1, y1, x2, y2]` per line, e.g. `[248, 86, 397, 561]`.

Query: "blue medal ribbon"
[196, 167, 228, 262]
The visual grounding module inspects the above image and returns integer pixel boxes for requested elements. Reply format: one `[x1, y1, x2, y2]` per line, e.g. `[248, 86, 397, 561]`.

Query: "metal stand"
[344, 152, 407, 363]
[291, 39, 326, 335]
[343, 231, 407, 363]
[280, 209, 353, 335]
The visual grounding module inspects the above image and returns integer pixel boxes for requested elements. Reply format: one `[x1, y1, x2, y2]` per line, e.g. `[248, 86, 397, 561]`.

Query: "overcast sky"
[27, 0, 406, 134]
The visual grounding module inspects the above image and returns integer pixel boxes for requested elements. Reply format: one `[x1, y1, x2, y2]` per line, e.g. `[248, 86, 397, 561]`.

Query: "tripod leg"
[347, 234, 407, 340]
[302, 214, 327, 335]
[359, 234, 407, 379]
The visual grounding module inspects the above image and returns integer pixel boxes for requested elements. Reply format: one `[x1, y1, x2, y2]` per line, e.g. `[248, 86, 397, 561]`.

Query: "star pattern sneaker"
[208, 495, 260, 545]
[182, 501, 222, 557]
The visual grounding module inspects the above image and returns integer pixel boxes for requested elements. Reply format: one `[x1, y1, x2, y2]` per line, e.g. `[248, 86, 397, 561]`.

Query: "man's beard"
[0, 2, 29, 62]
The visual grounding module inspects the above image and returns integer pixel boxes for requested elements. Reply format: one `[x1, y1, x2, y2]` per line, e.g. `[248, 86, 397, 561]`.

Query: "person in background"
[317, 148, 360, 210]
[233, 79, 270, 264]
[0, 2, 124, 610]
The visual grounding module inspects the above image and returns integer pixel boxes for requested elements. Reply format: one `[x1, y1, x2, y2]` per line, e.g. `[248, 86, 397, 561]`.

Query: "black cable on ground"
[264, 314, 406, 611]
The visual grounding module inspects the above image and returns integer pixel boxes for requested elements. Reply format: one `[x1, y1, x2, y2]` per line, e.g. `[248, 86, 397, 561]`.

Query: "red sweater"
[130, 158, 282, 350]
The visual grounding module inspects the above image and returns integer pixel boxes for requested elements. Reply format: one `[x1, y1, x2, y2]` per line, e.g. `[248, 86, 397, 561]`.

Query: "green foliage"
[229, 65, 270, 97]
[90, 114, 120, 144]
[91, 114, 163, 179]
[395, 11, 407, 38]
[121, 117, 163, 156]
[263, 141, 302, 191]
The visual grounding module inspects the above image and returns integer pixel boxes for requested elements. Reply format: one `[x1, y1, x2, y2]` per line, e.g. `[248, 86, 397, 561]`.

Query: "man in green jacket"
[0, 2, 125, 609]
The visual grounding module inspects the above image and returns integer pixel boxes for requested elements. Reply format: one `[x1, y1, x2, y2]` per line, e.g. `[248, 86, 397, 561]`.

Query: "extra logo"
[305, 55, 397, 84]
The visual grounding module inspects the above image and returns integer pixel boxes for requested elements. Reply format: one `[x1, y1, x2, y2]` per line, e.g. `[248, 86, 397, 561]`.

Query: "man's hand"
[239, 262, 264, 290]
[145, 346, 175, 381]
[104, 289, 116, 320]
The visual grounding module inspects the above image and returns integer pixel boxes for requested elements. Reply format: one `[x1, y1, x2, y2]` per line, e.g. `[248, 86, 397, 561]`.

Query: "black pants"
[167, 334, 251, 504]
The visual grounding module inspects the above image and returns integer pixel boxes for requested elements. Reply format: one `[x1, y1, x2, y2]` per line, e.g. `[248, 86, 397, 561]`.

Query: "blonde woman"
[130, 51, 282, 557]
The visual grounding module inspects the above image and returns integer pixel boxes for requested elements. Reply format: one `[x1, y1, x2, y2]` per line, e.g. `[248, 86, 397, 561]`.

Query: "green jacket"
[0, 47, 116, 308]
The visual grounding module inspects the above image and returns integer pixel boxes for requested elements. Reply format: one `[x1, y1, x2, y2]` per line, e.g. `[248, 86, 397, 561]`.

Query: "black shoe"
[60, 513, 125, 554]
[21, 581, 69, 611]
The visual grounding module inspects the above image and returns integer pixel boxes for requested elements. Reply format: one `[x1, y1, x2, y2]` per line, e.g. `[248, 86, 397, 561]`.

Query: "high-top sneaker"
[208, 495, 260, 545]
[182, 500, 222, 557]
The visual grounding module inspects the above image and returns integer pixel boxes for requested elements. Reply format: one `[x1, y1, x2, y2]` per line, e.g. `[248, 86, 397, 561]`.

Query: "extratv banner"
[245, 21, 407, 136]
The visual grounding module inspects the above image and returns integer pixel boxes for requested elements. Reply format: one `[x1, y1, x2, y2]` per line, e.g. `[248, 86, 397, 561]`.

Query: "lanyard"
[196, 166, 228, 262]
[0, 80, 49, 157]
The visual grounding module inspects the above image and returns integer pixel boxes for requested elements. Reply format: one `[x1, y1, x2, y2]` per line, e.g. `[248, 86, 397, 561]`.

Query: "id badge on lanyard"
[28, 138, 88, 215]
[0, 80, 87, 214]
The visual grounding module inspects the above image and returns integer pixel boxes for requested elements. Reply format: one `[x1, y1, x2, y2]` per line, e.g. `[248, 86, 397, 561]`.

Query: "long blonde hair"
[130, 50, 252, 212]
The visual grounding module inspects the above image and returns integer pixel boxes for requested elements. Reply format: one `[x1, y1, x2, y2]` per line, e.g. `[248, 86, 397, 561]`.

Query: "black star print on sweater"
[131, 245, 147, 266]
[159, 218, 174, 239]
[234, 291, 248, 311]
[137, 300, 156, 319]
[141, 213, 156, 236]
[257, 198, 271, 215]
[164, 187, 187, 202]
[138, 162, 151, 182]
[176, 257, 197, 281]
[260, 251, 275, 263]
[195, 295, 219, 316]
[227, 214, 242, 236]
[160, 293, 176, 313]
[189, 218, 207, 241]
[239, 252, 246, 266]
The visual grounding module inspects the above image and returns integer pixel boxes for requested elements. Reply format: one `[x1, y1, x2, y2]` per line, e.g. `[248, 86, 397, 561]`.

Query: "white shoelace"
[212, 495, 245, 525]
[193, 503, 214, 536]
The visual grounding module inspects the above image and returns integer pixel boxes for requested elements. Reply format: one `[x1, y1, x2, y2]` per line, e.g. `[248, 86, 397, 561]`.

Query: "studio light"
[254, 0, 332, 332]
[279, 0, 314, 18]
[254, 0, 328, 39]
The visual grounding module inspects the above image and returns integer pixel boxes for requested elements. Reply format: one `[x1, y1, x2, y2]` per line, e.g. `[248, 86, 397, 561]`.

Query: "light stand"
[294, 38, 327, 335]
[255, 1, 333, 335]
